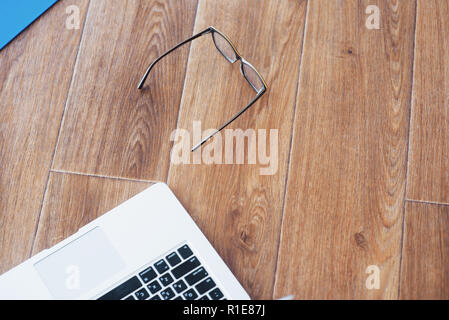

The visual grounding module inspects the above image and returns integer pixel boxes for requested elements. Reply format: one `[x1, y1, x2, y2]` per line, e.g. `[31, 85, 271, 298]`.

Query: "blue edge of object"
[0, 0, 60, 51]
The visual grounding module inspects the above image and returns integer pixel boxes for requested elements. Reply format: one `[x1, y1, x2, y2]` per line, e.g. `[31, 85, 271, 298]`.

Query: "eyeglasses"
[138, 26, 267, 151]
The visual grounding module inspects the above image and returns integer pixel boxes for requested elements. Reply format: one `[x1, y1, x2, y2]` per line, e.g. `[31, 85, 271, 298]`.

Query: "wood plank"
[274, 0, 416, 299]
[406, 0, 449, 204]
[399, 201, 449, 299]
[52, 0, 199, 181]
[0, 0, 90, 274]
[167, 0, 308, 299]
[32, 172, 151, 255]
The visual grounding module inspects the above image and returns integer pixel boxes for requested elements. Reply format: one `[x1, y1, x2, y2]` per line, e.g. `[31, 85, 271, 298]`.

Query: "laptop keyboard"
[98, 244, 226, 300]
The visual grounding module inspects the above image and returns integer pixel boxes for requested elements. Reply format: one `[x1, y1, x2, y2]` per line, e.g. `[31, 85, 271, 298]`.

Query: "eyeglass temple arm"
[191, 88, 266, 152]
[137, 27, 213, 89]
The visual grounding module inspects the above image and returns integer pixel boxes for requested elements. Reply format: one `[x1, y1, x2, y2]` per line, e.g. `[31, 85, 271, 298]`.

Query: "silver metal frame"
[138, 26, 267, 151]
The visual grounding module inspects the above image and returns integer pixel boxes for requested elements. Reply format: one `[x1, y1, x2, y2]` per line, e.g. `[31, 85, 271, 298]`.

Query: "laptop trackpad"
[34, 227, 125, 299]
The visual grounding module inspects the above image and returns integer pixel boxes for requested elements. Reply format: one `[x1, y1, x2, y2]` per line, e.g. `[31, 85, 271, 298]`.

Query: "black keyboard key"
[177, 244, 193, 259]
[183, 288, 198, 300]
[208, 288, 224, 300]
[134, 288, 150, 300]
[138, 266, 157, 283]
[172, 256, 201, 279]
[150, 295, 161, 300]
[185, 267, 208, 285]
[124, 295, 136, 300]
[159, 273, 174, 287]
[147, 280, 162, 294]
[195, 277, 216, 295]
[166, 252, 182, 267]
[160, 287, 176, 300]
[154, 259, 169, 274]
[173, 296, 183, 300]
[98, 276, 142, 300]
[199, 295, 210, 300]
[172, 279, 188, 294]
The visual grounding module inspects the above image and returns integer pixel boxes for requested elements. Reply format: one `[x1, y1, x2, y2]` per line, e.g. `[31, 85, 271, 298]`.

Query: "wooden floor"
[0, 0, 448, 299]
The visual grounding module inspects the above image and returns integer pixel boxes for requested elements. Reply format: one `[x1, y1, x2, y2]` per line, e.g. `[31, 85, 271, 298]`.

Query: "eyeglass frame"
[137, 26, 267, 151]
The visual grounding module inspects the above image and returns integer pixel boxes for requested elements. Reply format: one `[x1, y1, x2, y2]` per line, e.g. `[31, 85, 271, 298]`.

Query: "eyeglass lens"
[212, 31, 238, 63]
[212, 31, 263, 92]
[242, 62, 264, 92]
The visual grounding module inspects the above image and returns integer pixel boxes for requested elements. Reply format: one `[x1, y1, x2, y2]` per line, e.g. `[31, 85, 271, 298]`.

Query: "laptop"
[0, 183, 250, 300]
[0, 0, 59, 50]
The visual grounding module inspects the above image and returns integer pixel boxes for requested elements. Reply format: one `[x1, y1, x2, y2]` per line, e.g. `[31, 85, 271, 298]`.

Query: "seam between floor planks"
[50, 169, 161, 184]
[30, 0, 93, 257]
[398, 0, 419, 300]
[271, 0, 310, 300]
[166, 2, 200, 184]
[405, 198, 449, 208]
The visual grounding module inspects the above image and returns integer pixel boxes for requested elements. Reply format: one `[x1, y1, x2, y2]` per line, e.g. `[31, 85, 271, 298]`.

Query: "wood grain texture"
[406, 0, 449, 204]
[3, 0, 448, 299]
[0, 0, 89, 273]
[167, 0, 307, 299]
[32, 172, 151, 255]
[53, 0, 199, 181]
[274, 0, 416, 299]
[399, 202, 449, 299]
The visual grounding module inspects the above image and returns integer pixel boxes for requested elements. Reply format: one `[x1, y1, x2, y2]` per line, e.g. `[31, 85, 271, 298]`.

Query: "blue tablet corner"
[0, 0, 60, 50]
